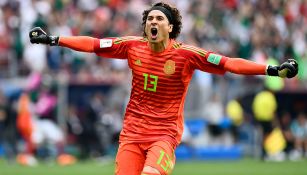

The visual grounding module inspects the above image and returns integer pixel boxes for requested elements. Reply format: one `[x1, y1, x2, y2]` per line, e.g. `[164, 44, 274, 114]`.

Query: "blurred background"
[0, 0, 307, 170]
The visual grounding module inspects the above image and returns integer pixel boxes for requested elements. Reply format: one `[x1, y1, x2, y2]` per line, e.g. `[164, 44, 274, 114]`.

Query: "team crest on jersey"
[164, 60, 176, 75]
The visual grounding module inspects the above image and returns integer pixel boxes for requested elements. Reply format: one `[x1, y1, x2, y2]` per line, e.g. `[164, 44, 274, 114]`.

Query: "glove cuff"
[49, 36, 59, 46]
[266, 65, 279, 76]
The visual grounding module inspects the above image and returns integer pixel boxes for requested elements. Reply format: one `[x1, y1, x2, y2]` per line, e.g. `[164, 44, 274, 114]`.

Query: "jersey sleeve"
[59, 36, 134, 59]
[94, 36, 146, 59]
[177, 45, 228, 74]
[93, 37, 132, 59]
[224, 58, 266, 75]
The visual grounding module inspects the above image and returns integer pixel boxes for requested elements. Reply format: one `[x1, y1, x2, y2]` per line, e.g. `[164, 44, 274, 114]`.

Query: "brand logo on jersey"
[164, 60, 176, 75]
[99, 39, 112, 48]
[135, 59, 142, 66]
[207, 53, 222, 65]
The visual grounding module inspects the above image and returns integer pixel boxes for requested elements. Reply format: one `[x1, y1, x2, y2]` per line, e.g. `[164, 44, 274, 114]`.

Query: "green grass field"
[1, 158, 307, 175]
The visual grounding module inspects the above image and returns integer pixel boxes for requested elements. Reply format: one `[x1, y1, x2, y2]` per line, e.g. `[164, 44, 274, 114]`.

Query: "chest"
[127, 47, 189, 92]
[128, 47, 186, 78]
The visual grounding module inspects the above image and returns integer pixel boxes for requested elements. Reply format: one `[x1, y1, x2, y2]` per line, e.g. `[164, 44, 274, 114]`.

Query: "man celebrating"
[29, 2, 298, 175]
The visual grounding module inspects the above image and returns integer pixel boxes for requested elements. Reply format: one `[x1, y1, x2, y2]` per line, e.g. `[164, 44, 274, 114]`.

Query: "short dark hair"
[142, 2, 182, 39]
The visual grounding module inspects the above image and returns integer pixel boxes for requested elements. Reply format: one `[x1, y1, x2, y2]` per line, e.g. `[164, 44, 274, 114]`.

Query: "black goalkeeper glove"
[29, 27, 59, 46]
[266, 59, 298, 78]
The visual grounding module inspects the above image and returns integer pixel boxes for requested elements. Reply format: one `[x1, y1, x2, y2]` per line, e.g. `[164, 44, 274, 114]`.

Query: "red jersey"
[93, 36, 228, 147]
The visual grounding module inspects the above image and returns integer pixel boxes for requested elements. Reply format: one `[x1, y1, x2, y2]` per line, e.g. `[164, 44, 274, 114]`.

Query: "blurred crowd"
[0, 0, 307, 165]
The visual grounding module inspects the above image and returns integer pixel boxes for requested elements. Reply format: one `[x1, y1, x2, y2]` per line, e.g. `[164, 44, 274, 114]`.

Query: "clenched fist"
[29, 27, 59, 46]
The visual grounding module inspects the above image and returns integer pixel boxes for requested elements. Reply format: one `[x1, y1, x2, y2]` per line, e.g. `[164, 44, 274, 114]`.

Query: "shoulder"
[173, 42, 208, 58]
[113, 36, 147, 45]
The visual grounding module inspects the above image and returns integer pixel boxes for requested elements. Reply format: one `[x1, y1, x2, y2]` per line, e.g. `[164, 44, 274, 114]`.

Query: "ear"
[169, 24, 173, 33]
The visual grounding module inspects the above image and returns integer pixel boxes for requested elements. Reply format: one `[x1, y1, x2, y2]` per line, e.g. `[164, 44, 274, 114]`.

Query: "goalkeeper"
[29, 2, 298, 175]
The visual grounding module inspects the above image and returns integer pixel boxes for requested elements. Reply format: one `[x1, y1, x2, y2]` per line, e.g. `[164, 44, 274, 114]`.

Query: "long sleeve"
[177, 44, 228, 75]
[58, 36, 96, 52]
[224, 58, 267, 75]
[59, 36, 144, 60]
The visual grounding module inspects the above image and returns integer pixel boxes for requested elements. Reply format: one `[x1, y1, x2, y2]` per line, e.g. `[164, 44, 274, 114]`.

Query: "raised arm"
[224, 57, 298, 78]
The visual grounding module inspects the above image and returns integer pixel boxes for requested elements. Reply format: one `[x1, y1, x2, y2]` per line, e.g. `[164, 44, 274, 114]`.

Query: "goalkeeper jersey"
[93, 36, 228, 147]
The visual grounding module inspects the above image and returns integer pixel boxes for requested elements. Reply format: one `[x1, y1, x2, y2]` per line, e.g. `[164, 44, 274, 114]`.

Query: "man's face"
[145, 10, 173, 43]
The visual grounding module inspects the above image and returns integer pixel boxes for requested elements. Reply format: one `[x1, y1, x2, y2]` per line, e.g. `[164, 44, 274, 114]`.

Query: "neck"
[149, 38, 171, 53]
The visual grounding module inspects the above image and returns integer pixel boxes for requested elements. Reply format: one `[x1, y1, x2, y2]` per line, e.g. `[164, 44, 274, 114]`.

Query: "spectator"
[0, 90, 18, 163]
[290, 112, 307, 160]
[252, 89, 277, 160]
[279, 111, 295, 159]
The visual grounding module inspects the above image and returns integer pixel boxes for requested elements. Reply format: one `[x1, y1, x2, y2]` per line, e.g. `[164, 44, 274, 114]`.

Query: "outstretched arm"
[29, 27, 96, 52]
[178, 45, 298, 78]
[224, 57, 298, 78]
[29, 27, 130, 59]
[224, 58, 266, 75]
[58, 36, 95, 52]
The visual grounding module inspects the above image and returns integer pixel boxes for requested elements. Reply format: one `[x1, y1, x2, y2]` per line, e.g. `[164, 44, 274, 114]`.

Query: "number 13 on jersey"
[143, 73, 158, 92]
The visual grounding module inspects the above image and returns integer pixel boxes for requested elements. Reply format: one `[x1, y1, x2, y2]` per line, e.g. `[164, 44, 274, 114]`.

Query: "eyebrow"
[147, 15, 164, 18]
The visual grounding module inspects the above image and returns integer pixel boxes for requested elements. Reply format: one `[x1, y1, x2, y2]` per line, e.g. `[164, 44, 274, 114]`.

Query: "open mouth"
[151, 28, 158, 39]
